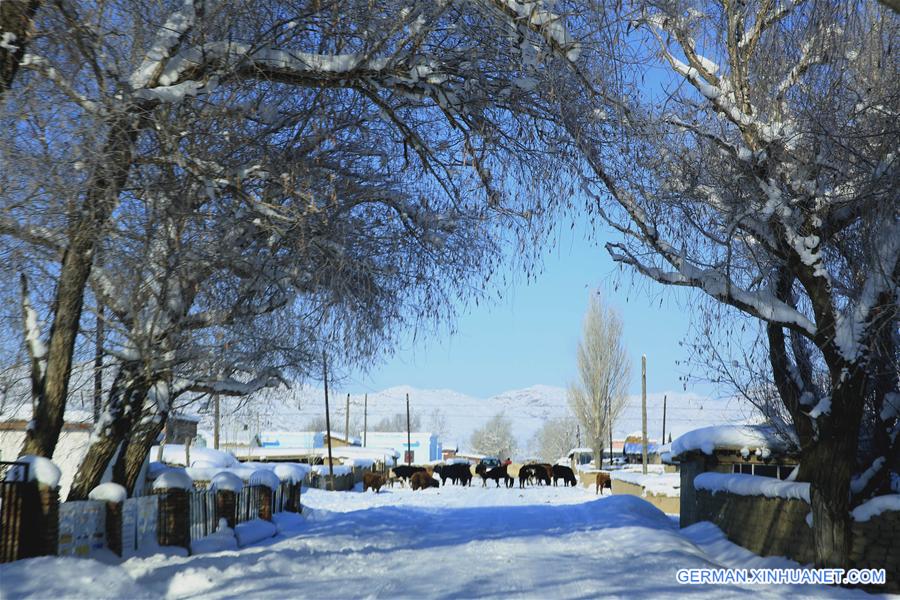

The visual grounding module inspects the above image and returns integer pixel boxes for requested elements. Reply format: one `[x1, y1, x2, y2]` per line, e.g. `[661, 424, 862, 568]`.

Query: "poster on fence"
[58, 501, 105, 557]
[121, 495, 158, 557]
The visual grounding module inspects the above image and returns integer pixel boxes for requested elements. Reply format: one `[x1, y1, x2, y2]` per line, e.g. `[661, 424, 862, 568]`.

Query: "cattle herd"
[365, 462, 584, 492]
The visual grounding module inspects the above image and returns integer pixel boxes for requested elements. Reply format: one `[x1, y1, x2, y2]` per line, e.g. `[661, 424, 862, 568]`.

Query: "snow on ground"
[0, 485, 879, 599]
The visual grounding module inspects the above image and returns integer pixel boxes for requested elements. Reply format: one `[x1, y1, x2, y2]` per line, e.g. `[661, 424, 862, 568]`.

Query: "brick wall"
[696, 489, 899, 592]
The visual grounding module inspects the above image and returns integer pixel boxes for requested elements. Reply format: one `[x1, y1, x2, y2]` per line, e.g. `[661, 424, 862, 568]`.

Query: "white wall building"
[364, 432, 442, 465]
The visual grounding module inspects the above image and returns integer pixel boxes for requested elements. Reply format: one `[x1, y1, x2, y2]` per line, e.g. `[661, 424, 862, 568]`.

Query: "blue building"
[364, 432, 442, 464]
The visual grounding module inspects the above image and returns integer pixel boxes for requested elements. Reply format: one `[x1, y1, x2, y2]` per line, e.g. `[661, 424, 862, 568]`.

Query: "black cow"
[481, 464, 513, 488]
[519, 463, 552, 488]
[393, 465, 426, 486]
[436, 463, 472, 486]
[551, 464, 577, 487]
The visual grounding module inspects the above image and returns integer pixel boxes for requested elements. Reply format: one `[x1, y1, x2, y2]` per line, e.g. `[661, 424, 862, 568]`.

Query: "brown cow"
[363, 472, 386, 493]
[595, 472, 611, 495]
[410, 471, 440, 490]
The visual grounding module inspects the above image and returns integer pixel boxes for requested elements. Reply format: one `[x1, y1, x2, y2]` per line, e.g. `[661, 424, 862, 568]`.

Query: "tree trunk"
[20, 114, 139, 459]
[803, 374, 865, 568]
[592, 438, 604, 470]
[806, 431, 856, 568]
[0, 0, 41, 98]
[67, 368, 144, 501]
[114, 406, 167, 495]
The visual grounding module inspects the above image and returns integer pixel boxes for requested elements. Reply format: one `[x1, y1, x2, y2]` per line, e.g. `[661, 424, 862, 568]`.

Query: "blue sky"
[346, 213, 719, 400]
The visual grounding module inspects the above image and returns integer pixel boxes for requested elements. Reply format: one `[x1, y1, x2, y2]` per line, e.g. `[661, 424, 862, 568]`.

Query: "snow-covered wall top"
[851, 494, 900, 522]
[3, 455, 62, 487]
[312, 464, 351, 476]
[272, 463, 310, 484]
[209, 471, 244, 493]
[88, 482, 127, 503]
[610, 471, 680, 497]
[248, 469, 281, 490]
[152, 468, 194, 491]
[151, 445, 239, 468]
[670, 425, 790, 459]
[694, 472, 810, 502]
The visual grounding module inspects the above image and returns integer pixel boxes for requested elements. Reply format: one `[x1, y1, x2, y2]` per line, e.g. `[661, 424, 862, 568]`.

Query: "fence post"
[155, 488, 189, 550]
[258, 486, 273, 521]
[105, 500, 123, 556]
[285, 483, 302, 513]
[215, 489, 237, 529]
[35, 483, 60, 557]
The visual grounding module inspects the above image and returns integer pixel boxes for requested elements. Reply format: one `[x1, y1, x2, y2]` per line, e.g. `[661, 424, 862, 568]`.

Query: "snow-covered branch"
[129, 0, 201, 89]
[605, 241, 818, 336]
[173, 367, 286, 397]
[19, 274, 47, 383]
[19, 54, 105, 115]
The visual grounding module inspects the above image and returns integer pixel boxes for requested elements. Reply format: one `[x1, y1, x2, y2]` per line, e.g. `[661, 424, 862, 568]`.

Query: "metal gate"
[188, 490, 218, 541]
[236, 485, 264, 523]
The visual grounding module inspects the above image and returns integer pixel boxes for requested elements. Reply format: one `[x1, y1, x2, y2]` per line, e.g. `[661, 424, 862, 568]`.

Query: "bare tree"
[567, 293, 630, 470]
[2, 0, 582, 463]
[371, 412, 421, 433]
[470, 413, 517, 460]
[565, 0, 898, 568]
[0, 0, 40, 96]
[427, 407, 449, 441]
[532, 415, 580, 463]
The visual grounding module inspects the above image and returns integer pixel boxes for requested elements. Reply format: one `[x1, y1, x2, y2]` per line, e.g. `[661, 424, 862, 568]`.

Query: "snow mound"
[152, 468, 194, 491]
[88, 482, 127, 503]
[671, 425, 789, 458]
[851, 494, 900, 522]
[191, 519, 238, 554]
[694, 472, 810, 502]
[209, 471, 244, 493]
[234, 519, 277, 546]
[249, 469, 281, 490]
[273, 463, 309, 484]
[4, 455, 62, 488]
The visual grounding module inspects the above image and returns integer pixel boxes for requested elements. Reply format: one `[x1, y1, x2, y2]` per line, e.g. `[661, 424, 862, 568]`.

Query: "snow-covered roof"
[566, 447, 594, 457]
[670, 425, 791, 459]
[623, 441, 660, 455]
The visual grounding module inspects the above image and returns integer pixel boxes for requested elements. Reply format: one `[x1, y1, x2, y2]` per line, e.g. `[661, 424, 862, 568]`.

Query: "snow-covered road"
[0, 485, 879, 599]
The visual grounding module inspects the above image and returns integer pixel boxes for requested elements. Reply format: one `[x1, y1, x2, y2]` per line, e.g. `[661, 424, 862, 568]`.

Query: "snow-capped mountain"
[196, 383, 759, 454]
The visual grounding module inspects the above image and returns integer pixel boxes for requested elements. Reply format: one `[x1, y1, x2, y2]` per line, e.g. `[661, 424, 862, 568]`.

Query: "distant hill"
[196, 383, 762, 455]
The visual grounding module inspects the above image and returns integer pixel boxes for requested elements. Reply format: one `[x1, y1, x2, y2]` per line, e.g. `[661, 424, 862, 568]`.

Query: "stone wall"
[696, 489, 815, 564]
[696, 489, 900, 592]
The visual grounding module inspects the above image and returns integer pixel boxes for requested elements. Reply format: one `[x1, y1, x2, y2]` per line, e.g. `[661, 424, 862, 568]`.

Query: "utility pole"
[406, 393, 412, 465]
[363, 394, 368, 447]
[345, 393, 351, 442]
[662, 394, 667, 445]
[323, 352, 335, 491]
[213, 394, 220, 450]
[641, 354, 648, 475]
